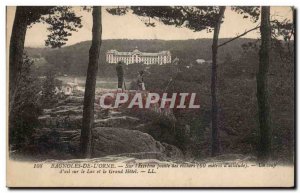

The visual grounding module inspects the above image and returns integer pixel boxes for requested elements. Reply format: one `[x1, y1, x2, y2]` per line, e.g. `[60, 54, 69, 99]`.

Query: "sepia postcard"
[6, 6, 295, 187]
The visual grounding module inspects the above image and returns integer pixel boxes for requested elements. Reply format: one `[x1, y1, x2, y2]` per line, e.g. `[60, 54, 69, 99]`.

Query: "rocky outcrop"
[48, 109, 83, 117]
[32, 91, 184, 161]
[68, 127, 184, 161]
[58, 96, 84, 106]
[38, 115, 82, 129]
[162, 143, 184, 160]
[69, 127, 163, 156]
[31, 128, 79, 153]
[93, 116, 141, 128]
[92, 127, 164, 157]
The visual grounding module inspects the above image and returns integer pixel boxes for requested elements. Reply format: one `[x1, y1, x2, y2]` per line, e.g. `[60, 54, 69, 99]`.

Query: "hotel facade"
[106, 48, 172, 65]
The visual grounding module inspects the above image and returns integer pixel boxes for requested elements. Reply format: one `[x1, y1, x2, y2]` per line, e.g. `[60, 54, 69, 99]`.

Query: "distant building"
[61, 78, 79, 96]
[172, 57, 180, 65]
[62, 82, 78, 95]
[106, 47, 172, 65]
[196, 59, 206, 64]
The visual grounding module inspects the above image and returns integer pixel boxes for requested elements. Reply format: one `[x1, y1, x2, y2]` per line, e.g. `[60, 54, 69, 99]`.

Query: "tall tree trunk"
[9, 7, 28, 113]
[80, 6, 102, 158]
[257, 6, 271, 160]
[211, 6, 225, 156]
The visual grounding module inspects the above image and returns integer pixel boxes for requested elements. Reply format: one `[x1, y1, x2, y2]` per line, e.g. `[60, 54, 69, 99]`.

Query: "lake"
[57, 76, 133, 90]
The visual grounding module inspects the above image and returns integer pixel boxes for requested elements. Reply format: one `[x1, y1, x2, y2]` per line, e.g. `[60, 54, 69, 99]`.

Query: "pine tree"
[80, 6, 102, 158]
[257, 6, 272, 160]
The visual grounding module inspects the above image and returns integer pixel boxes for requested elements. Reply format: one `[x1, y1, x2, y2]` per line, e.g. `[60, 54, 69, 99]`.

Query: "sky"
[6, 6, 293, 48]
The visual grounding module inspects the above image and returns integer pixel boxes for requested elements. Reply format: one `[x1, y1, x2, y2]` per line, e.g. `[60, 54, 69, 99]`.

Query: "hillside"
[18, 38, 294, 163]
[25, 38, 256, 76]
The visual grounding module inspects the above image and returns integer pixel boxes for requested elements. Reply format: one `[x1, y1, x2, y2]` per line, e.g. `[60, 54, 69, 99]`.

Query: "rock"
[110, 111, 122, 117]
[209, 153, 257, 162]
[162, 143, 184, 160]
[129, 127, 180, 157]
[93, 116, 141, 128]
[132, 122, 178, 146]
[131, 123, 153, 133]
[52, 105, 82, 112]
[57, 96, 84, 106]
[31, 128, 80, 154]
[38, 116, 58, 127]
[31, 126, 184, 161]
[92, 127, 165, 157]
[43, 109, 52, 114]
[65, 96, 84, 103]
[69, 127, 165, 157]
[38, 115, 82, 129]
[69, 127, 183, 161]
[49, 109, 83, 117]
[94, 108, 110, 119]
[67, 115, 82, 129]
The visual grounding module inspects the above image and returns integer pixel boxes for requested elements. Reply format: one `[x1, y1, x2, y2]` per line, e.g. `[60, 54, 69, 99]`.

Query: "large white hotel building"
[106, 48, 172, 65]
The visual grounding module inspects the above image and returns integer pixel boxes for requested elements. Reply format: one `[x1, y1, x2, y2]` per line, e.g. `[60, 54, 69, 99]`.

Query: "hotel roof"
[107, 49, 171, 56]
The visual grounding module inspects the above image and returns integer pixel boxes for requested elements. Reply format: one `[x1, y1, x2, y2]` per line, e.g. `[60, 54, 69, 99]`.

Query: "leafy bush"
[9, 54, 43, 149]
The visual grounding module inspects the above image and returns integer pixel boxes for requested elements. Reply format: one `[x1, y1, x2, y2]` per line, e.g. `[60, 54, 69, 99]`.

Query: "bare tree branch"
[218, 25, 260, 48]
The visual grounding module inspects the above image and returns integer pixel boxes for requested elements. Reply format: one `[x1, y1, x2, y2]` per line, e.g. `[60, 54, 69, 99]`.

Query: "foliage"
[42, 7, 83, 48]
[242, 8, 294, 62]
[107, 6, 221, 32]
[20, 6, 82, 48]
[126, 45, 294, 161]
[231, 6, 260, 22]
[9, 55, 43, 148]
[40, 71, 61, 108]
